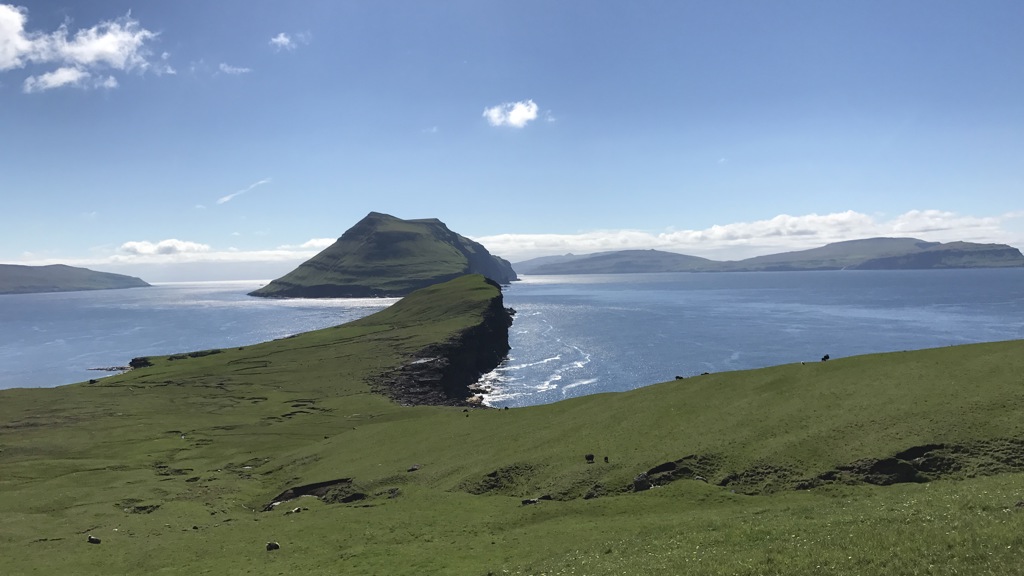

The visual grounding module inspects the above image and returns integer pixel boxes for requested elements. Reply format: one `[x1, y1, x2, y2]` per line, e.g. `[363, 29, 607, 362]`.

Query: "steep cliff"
[370, 277, 514, 406]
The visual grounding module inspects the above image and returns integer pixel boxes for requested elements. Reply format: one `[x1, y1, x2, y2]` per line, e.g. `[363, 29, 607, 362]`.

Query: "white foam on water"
[561, 378, 598, 395]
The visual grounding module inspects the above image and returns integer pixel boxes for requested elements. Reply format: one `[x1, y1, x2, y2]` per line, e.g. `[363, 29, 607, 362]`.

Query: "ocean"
[2, 270, 1023, 407]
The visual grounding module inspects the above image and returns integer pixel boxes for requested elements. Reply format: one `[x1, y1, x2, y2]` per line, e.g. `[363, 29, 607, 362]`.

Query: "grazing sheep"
[585, 454, 595, 464]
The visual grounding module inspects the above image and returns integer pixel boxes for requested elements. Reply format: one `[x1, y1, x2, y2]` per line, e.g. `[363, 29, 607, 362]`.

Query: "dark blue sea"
[2, 271, 1023, 408]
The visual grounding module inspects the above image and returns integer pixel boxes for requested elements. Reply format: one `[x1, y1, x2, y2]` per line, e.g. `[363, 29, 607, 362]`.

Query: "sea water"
[482, 269, 1024, 407]
[2, 271, 1022, 407]
[0, 281, 397, 390]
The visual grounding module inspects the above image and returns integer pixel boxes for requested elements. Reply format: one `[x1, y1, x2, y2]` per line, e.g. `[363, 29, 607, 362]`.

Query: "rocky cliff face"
[370, 278, 514, 406]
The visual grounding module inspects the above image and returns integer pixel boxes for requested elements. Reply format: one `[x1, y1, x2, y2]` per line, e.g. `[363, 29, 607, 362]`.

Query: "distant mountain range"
[0, 264, 150, 295]
[514, 238, 1024, 275]
[250, 212, 517, 298]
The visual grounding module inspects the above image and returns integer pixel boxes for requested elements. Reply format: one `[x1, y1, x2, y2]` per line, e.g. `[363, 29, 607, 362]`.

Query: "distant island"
[250, 212, 517, 298]
[0, 264, 150, 295]
[514, 238, 1024, 275]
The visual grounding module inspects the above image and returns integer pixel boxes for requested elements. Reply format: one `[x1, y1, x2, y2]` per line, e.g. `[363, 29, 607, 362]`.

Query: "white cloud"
[483, 99, 540, 128]
[22, 65, 87, 91]
[1, 5, 161, 92]
[22, 65, 121, 93]
[218, 62, 251, 75]
[217, 178, 270, 205]
[269, 31, 310, 52]
[0, 4, 32, 70]
[301, 238, 334, 249]
[275, 238, 335, 250]
[269, 32, 292, 50]
[471, 210, 1024, 262]
[119, 239, 211, 256]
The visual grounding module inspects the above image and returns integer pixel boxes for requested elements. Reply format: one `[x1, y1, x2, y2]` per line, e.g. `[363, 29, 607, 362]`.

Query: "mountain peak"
[250, 213, 516, 298]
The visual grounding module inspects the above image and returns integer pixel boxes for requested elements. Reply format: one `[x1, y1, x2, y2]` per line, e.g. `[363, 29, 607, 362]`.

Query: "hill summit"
[250, 212, 517, 298]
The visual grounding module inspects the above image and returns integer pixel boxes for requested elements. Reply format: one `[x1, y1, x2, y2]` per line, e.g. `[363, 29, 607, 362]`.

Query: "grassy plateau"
[2, 274, 1024, 575]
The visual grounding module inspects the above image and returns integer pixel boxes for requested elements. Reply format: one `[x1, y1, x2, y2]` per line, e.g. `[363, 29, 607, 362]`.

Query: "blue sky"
[2, 1, 1022, 281]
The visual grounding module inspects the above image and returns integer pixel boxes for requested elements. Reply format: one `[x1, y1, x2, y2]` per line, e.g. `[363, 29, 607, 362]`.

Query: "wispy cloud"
[269, 32, 310, 51]
[483, 99, 540, 128]
[218, 62, 251, 75]
[14, 238, 329, 270]
[472, 210, 1024, 262]
[217, 178, 270, 205]
[1, 4, 161, 93]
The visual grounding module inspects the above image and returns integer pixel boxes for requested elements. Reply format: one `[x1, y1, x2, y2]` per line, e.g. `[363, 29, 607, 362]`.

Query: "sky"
[1, 1, 1022, 281]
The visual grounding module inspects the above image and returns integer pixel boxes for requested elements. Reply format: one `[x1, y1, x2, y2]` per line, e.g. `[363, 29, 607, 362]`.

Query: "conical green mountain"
[250, 212, 517, 298]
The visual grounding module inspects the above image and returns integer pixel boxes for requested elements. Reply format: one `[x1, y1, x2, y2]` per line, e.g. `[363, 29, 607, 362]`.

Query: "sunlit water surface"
[2, 271, 1023, 410]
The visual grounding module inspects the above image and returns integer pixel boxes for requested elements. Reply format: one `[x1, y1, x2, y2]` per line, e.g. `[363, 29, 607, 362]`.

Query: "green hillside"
[3, 274, 1024, 574]
[250, 212, 517, 298]
[520, 249, 716, 274]
[515, 237, 1024, 274]
[0, 264, 150, 294]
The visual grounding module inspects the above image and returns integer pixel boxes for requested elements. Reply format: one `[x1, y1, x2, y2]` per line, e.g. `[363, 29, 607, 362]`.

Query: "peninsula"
[250, 212, 517, 298]
[0, 264, 150, 295]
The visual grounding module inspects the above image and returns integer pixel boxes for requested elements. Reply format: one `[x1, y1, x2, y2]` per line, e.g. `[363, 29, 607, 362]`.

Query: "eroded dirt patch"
[796, 438, 1024, 490]
[460, 463, 541, 497]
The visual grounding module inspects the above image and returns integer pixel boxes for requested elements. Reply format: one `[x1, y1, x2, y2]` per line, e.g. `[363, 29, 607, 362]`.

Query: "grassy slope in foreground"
[249, 211, 517, 298]
[0, 263, 150, 294]
[3, 278, 1024, 573]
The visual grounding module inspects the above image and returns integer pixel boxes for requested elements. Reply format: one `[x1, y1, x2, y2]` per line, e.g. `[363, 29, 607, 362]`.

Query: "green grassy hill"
[250, 212, 517, 298]
[0, 264, 150, 294]
[3, 275, 1024, 574]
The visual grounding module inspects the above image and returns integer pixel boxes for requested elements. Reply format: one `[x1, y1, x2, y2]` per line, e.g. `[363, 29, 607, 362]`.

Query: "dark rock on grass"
[632, 473, 652, 492]
[264, 478, 355, 510]
[87, 535, 101, 544]
[266, 541, 280, 551]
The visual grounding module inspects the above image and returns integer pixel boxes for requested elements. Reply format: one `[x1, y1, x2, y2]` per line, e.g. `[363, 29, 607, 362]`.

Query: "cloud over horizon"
[483, 99, 540, 128]
[119, 239, 211, 256]
[0, 4, 162, 92]
[6, 210, 1021, 281]
[472, 210, 1024, 262]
